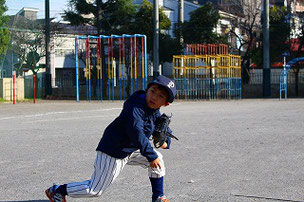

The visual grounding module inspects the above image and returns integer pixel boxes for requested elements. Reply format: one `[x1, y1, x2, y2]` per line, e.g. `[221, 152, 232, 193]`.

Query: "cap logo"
[167, 81, 175, 88]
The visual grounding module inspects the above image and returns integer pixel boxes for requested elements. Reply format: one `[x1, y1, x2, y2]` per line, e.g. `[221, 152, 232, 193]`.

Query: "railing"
[248, 69, 304, 84]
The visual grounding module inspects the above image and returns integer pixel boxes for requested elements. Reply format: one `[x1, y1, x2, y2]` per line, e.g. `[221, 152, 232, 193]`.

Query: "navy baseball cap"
[148, 75, 177, 103]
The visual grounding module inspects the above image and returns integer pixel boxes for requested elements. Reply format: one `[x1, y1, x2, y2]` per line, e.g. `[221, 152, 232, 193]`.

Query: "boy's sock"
[149, 177, 164, 201]
[55, 184, 68, 196]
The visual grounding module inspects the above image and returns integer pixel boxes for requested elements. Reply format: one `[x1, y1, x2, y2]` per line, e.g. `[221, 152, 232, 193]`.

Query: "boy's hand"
[160, 142, 167, 149]
[150, 157, 161, 168]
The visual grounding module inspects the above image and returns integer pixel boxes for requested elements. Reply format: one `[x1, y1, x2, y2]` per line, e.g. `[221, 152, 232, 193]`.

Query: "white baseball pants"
[66, 150, 165, 197]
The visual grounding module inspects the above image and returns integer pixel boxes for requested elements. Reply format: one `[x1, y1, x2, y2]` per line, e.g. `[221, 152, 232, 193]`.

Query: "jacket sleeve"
[154, 110, 172, 149]
[124, 107, 158, 162]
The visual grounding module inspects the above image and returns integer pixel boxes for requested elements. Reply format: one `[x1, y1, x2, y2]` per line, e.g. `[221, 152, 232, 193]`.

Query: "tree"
[132, 0, 178, 63]
[228, 0, 263, 83]
[10, 15, 62, 77]
[179, 3, 223, 44]
[250, 5, 290, 67]
[159, 34, 182, 63]
[269, 6, 290, 63]
[13, 32, 45, 77]
[287, 12, 304, 97]
[101, 0, 137, 35]
[0, 0, 10, 56]
[64, 0, 176, 73]
[64, 0, 178, 98]
[65, 0, 174, 59]
[64, 0, 137, 35]
[249, 5, 304, 97]
[64, 0, 99, 27]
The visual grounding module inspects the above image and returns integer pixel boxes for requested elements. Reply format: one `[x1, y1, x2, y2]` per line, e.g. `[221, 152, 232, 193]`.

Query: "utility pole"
[153, 0, 160, 78]
[45, 0, 52, 96]
[263, 0, 271, 97]
[179, 0, 184, 52]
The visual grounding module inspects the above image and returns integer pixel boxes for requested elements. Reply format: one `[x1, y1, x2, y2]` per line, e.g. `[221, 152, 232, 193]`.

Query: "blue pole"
[239, 78, 242, 99]
[99, 35, 102, 101]
[228, 77, 231, 99]
[119, 41, 122, 100]
[142, 40, 144, 91]
[86, 79, 89, 100]
[131, 77, 133, 94]
[112, 78, 115, 101]
[100, 38, 103, 101]
[144, 35, 148, 89]
[89, 79, 91, 101]
[97, 75, 100, 99]
[122, 35, 125, 99]
[134, 36, 138, 92]
[101, 78, 103, 101]
[88, 36, 91, 102]
[75, 36, 79, 102]
[108, 79, 110, 100]
[111, 37, 114, 101]
[134, 35, 146, 90]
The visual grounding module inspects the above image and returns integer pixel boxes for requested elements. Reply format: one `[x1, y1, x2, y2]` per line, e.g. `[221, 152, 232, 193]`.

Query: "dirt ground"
[0, 99, 303, 202]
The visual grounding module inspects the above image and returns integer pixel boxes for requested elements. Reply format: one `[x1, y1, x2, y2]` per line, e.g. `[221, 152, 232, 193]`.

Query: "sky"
[5, 0, 70, 20]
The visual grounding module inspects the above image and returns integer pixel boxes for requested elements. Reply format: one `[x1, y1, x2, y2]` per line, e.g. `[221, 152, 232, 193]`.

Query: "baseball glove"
[152, 113, 179, 148]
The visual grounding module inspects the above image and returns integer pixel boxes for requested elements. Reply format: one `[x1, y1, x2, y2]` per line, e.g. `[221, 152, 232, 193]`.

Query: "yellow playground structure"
[173, 44, 242, 100]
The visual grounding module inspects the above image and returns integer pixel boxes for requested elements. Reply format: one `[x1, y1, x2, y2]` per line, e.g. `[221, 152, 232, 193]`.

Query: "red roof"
[250, 63, 257, 68]
[249, 62, 284, 68]
[289, 38, 304, 52]
[272, 62, 283, 67]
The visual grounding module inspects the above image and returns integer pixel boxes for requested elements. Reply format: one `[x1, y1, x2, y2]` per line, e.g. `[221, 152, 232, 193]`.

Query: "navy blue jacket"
[96, 90, 172, 162]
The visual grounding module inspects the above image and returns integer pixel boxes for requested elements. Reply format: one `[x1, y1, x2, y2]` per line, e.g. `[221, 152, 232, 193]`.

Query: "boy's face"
[146, 84, 169, 109]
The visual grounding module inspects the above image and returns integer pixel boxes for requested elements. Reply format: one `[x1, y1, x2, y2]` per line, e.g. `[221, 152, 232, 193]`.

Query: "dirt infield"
[0, 99, 303, 202]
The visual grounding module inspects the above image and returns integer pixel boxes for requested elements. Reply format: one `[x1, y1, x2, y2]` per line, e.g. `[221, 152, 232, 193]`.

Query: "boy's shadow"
[0, 200, 49, 202]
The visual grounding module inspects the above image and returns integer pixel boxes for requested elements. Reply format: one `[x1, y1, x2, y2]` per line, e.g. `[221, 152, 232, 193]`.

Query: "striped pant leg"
[127, 150, 165, 178]
[66, 151, 128, 198]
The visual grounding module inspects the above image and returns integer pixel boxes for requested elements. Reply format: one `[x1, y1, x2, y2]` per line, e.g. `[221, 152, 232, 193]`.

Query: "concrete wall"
[0, 78, 25, 101]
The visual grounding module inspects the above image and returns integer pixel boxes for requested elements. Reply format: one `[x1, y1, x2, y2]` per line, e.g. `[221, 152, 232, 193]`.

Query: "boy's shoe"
[45, 184, 66, 202]
[153, 195, 170, 202]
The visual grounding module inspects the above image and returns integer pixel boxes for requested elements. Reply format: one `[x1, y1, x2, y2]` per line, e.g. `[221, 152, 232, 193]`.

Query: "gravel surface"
[0, 99, 303, 202]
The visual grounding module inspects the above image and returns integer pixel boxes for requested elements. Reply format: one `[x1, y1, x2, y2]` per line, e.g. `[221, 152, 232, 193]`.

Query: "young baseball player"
[45, 75, 177, 202]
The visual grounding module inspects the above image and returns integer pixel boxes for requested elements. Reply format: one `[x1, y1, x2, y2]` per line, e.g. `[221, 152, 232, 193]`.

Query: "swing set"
[75, 34, 148, 102]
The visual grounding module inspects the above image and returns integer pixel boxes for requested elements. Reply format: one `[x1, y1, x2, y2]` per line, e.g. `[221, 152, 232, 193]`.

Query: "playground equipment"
[185, 44, 229, 55]
[173, 44, 242, 100]
[280, 57, 304, 99]
[75, 34, 147, 102]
